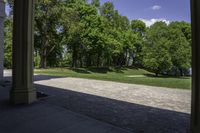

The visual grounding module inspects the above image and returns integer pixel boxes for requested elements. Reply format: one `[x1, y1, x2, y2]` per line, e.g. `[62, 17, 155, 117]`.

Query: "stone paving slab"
[2, 72, 191, 133]
[35, 76, 191, 114]
[0, 86, 132, 133]
[34, 75, 191, 133]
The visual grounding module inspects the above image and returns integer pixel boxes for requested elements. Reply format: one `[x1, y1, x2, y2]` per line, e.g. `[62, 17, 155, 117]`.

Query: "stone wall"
[0, 0, 5, 79]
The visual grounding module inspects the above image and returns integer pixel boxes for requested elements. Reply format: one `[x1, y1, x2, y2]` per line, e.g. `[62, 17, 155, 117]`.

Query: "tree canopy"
[4, 0, 191, 76]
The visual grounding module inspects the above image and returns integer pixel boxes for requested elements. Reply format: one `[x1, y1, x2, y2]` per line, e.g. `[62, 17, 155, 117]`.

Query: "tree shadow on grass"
[144, 73, 191, 79]
[70, 67, 125, 74]
[68, 67, 143, 74]
[112, 67, 127, 73]
[70, 68, 91, 74]
[87, 67, 130, 74]
[87, 67, 114, 73]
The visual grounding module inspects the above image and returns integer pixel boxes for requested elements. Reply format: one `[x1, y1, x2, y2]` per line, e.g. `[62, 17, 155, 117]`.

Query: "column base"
[10, 88, 37, 104]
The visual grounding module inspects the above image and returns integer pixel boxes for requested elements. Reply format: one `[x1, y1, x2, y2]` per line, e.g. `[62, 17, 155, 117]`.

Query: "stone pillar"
[0, 0, 5, 80]
[191, 0, 200, 132]
[10, 0, 36, 104]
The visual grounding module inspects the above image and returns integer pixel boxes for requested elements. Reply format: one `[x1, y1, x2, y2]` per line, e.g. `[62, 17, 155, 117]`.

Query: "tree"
[81, 15, 109, 67]
[34, 0, 63, 68]
[59, 0, 98, 68]
[168, 22, 191, 76]
[4, 17, 13, 68]
[143, 38, 172, 76]
[143, 22, 172, 76]
[169, 21, 191, 44]
[91, 0, 100, 8]
[131, 20, 146, 66]
[100, 2, 115, 22]
[5, 0, 191, 73]
[131, 20, 146, 36]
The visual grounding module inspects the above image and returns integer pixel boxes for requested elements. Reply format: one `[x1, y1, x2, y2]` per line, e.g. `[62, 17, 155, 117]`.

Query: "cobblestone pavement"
[2, 71, 191, 132]
[34, 75, 191, 133]
[35, 77, 191, 114]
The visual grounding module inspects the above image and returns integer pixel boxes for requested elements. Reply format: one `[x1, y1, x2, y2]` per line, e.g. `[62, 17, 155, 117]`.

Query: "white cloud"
[151, 5, 162, 10]
[139, 18, 170, 27]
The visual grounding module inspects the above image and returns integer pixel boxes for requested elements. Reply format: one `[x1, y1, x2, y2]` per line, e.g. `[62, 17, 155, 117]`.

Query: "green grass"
[34, 67, 191, 90]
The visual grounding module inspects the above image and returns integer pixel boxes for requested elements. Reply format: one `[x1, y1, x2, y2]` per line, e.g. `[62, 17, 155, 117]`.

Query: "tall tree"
[168, 22, 191, 76]
[59, 0, 98, 68]
[131, 20, 146, 66]
[35, 0, 63, 68]
[143, 22, 172, 76]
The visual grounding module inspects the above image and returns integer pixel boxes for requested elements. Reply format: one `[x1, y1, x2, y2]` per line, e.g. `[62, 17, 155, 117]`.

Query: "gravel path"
[3, 71, 191, 132]
[35, 77, 191, 114]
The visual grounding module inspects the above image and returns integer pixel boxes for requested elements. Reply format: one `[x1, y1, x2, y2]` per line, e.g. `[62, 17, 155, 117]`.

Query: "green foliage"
[143, 38, 172, 76]
[34, 52, 40, 68]
[4, 18, 12, 69]
[100, 2, 115, 20]
[91, 0, 100, 8]
[143, 22, 171, 75]
[131, 20, 146, 35]
[4, 0, 191, 77]
[168, 22, 191, 75]
[34, 0, 64, 68]
[143, 21, 191, 76]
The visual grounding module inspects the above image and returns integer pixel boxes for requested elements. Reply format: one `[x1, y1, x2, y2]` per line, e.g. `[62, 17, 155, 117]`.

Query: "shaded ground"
[0, 86, 131, 133]
[35, 75, 190, 133]
[1, 71, 191, 133]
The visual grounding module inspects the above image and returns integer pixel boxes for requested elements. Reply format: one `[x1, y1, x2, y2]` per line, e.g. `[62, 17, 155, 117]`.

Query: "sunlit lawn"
[34, 67, 191, 90]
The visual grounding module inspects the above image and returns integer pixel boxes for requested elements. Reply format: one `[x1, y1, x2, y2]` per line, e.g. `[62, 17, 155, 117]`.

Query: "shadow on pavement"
[34, 78, 190, 133]
[1, 75, 191, 133]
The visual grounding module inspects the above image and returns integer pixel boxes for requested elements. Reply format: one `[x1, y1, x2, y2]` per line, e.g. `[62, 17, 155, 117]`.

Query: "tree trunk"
[80, 55, 83, 68]
[72, 45, 77, 68]
[86, 53, 92, 67]
[106, 57, 111, 67]
[155, 73, 158, 77]
[39, 13, 48, 69]
[119, 54, 124, 67]
[40, 54, 47, 69]
[125, 49, 128, 66]
[40, 40, 47, 69]
[127, 55, 131, 67]
[179, 68, 183, 76]
[97, 52, 101, 67]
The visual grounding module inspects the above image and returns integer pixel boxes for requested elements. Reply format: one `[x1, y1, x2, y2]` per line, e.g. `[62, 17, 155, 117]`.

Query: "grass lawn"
[34, 67, 191, 90]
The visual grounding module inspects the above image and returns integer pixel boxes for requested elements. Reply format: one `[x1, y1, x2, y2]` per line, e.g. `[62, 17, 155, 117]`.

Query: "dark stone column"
[191, 0, 200, 132]
[10, 0, 36, 104]
[0, 0, 5, 80]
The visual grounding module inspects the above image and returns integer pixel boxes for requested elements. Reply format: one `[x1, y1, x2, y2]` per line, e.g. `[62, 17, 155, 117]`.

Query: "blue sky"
[5, 4, 10, 16]
[100, 0, 191, 26]
[6, 0, 191, 26]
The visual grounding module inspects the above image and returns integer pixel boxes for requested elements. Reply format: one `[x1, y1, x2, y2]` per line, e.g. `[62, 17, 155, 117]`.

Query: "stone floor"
[1, 71, 191, 133]
[35, 77, 191, 114]
[0, 86, 131, 133]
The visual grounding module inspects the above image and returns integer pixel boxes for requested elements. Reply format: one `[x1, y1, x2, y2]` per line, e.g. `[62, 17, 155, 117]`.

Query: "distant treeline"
[4, 0, 191, 76]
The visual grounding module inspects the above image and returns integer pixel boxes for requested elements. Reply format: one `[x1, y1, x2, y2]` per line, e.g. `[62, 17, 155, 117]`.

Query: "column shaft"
[191, 0, 200, 132]
[0, 0, 5, 80]
[10, 0, 36, 104]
